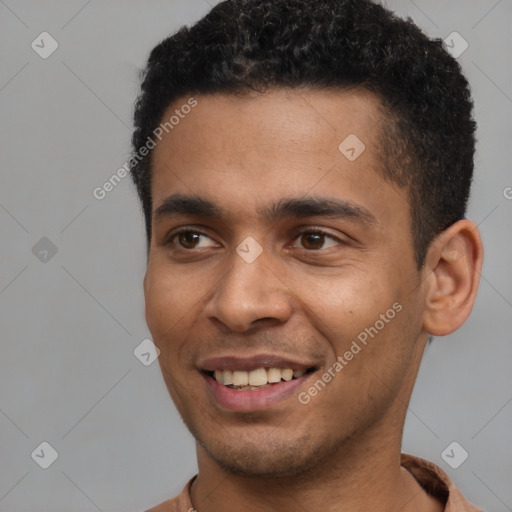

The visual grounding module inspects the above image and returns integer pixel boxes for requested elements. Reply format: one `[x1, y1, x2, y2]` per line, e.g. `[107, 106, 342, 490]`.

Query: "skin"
[143, 88, 483, 512]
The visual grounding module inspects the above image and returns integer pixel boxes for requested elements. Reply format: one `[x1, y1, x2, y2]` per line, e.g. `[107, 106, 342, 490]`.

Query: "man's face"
[144, 88, 428, 476]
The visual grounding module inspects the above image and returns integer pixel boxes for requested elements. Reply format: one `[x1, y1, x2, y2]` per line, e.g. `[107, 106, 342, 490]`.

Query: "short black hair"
[130, 0, 476, 267]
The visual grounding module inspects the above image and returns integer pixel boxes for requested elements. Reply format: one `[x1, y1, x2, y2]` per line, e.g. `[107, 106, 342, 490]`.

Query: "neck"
[191, 422, 442, 512]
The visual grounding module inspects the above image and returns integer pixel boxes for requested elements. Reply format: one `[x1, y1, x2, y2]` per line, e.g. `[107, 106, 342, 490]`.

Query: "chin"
[208, 445, 313, 477]
[196, 429, 334, 478]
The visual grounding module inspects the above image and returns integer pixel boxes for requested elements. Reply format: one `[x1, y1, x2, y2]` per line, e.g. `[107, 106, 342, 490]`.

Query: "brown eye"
[168, 230, 218, 250]
[291, 230, 342, 251]
[178, 231, 201, 249]
[301, 232, 325, 250]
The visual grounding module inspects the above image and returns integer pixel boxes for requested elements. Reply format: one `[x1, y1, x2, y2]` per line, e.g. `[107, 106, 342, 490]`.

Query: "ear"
[421, 219, 483, 336]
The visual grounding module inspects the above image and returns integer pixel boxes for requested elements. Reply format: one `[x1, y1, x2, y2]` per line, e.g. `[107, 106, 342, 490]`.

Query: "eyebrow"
[153, 194, 377, 226]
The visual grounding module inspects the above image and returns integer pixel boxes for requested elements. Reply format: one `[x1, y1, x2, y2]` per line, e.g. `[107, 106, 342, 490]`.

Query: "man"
[129, 0, 484, 510]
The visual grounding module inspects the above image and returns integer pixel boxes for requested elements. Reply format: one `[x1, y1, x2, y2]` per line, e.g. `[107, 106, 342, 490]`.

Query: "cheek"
[143, 264, 197, 359]
[296, 267, 418, 395]
[144, 260, 206, 331]
[145, 271, 195, 405]
[294, 268, 395, 340]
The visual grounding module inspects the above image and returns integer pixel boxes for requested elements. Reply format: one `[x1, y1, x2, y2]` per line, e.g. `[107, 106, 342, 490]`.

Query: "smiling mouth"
[206, 367, 316, 391]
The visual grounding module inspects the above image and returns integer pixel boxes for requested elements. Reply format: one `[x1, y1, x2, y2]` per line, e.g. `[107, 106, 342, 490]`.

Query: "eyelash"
[166, 227, 344, 251]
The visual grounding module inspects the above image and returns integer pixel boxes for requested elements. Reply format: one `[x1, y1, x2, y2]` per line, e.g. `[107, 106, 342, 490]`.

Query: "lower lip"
[203, 373, 310, 412]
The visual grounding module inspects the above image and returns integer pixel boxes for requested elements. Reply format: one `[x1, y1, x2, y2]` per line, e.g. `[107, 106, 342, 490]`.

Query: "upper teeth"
[214, 368, 306, 387]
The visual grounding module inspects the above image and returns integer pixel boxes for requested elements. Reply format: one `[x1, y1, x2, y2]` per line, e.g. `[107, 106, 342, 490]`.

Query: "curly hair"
[130, 0, 476, 267]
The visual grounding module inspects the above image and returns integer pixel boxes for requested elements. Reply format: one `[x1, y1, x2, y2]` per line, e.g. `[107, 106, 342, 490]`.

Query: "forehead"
[153, 87, 384, 164]
[150, 88, 406, 226]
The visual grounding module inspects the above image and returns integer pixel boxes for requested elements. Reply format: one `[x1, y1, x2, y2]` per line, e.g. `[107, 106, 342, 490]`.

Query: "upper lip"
[198, 354, 318, 372]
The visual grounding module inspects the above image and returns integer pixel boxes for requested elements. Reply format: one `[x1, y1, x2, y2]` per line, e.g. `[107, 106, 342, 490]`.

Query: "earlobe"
[422, 219, 483, 336]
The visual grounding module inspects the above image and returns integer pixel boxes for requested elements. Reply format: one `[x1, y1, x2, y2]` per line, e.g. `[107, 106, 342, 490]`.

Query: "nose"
[204, 248, 293, 333]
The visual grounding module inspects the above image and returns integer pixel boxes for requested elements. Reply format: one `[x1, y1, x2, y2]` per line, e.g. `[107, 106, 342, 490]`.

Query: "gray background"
[0, 0, 511, 510]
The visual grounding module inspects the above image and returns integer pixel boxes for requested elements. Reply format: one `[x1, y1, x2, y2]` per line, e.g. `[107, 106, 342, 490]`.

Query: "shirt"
[144, 453, 483, 511]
